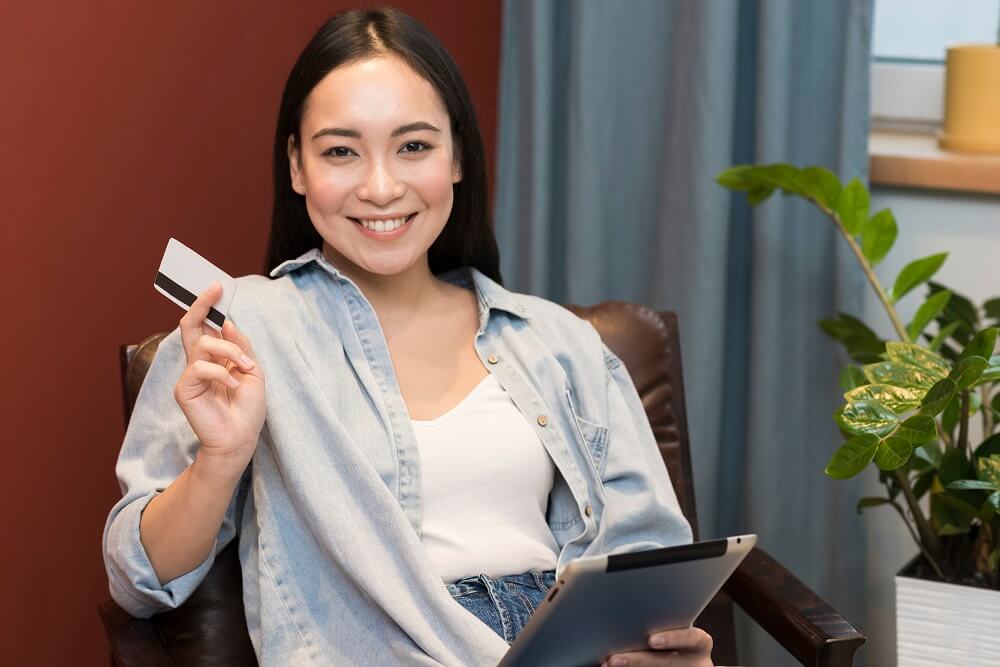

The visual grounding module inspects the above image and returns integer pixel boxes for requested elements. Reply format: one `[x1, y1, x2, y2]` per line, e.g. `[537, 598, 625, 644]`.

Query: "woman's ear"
[287, 135, 306, 195]
[451, 156, 462, 184]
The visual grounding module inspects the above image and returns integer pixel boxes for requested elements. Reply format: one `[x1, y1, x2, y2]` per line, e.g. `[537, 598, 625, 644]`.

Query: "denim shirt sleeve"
[595, 344, 694, 553]
[102, 328, 248, 619]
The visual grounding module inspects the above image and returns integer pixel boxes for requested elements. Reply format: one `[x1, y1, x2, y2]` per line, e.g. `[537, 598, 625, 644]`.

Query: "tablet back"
[498, 535, 756, 667]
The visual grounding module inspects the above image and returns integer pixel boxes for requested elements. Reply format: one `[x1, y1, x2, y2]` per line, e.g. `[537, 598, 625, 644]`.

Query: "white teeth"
[359, 216, 410, 232]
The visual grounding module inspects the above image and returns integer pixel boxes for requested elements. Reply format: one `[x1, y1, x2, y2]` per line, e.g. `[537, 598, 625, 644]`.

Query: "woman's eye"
[400, 141, 430, 154]
[323, 146, 355, 159]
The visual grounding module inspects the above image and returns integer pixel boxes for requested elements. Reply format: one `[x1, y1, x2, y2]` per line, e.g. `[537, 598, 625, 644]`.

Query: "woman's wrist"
[191, 447, 251, 487]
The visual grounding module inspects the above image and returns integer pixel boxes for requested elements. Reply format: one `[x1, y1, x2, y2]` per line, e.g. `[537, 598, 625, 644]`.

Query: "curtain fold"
[495, 1, 873, 664]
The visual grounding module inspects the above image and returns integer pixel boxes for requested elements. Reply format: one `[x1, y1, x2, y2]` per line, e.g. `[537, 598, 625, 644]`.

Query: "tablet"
[497, 534, 757, 667]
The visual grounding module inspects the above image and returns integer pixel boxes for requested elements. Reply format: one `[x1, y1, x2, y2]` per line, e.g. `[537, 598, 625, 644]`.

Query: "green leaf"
[908, 290, 952, 341]
[836, 178, 869, 235]
[839, 365, 868, 391]
[989, 493, 1000, 512]
[844, 384, 922, 414]
[716, 165, 756, 190]
[949, 355, 989, 390]
[884, 342, 950, 379]
[875, 437, 913, 470]
[837, 400, 900, 436]
[919, 378, 957, 416]
[761, 163, 809, 196]
[929, 282, 978, 351]
[941, 395, 961, 437]
[803, 166, 842, 210]
[977, 434, 1000, 462]
[979, 356, 1000, 383]
[947, 479, 1000, 491]
[747, 185, 775, 205]
[825, 434, 880, 479]
[862, 360, 938, 390]
[978, 454, 1000, 487]
[934, 491, 982, 522]
[917, 439, 943, 466]
[928, 321, 961, 352]
[983, 297, 1000, 321]
[861, 209, 897, 266]
[913, 468, 935, 499]
[958, 328, 999, 362]
[818, 313, 886, 364]
[896, 415, 937, 444]
[892, 253, 948, 302]
[856, 496, 895, 514]
[938, 447, 972, 486]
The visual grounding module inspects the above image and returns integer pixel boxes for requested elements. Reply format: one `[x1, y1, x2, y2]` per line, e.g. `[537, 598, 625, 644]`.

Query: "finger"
[220, 320, 256, 358]
[179, 283, 223, 358]
[194, 335, 256, 372]
[649, 627, 712, 654]
[178, 359, 241, 392]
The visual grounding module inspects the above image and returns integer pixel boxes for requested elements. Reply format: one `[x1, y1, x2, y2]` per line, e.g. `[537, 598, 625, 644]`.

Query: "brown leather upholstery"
[101, 304, 864, 666]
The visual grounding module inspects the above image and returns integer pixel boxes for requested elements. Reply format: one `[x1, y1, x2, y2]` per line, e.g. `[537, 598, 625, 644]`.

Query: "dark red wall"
[0, 2, 501, 663]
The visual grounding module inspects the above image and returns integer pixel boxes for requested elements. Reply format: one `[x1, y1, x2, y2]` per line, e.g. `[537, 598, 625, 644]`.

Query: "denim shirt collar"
[269, 248, 530, 331]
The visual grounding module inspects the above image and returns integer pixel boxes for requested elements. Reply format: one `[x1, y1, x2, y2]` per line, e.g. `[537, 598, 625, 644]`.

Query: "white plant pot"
[896, 557, 1000, 666]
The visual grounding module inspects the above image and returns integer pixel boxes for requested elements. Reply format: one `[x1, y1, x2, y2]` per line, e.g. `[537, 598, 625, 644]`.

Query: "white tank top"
[410, 372, 560, 584]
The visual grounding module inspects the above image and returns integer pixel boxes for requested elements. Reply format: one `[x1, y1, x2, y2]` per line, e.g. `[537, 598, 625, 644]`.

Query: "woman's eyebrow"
[311, 121, 441, 141]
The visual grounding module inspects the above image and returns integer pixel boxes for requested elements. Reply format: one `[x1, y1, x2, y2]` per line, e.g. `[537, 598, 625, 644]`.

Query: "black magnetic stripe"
[155, 272, 226, 327]
[606, 538, 728, 572]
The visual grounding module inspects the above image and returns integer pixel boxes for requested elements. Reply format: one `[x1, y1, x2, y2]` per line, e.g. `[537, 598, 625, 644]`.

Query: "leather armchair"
[99, 303, 865, 666]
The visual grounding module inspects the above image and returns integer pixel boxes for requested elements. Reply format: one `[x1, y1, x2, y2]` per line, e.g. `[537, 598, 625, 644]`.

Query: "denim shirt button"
[584, 503, 593, 517]
[487, 353, 499, 364]
[536, 414, 549, 427]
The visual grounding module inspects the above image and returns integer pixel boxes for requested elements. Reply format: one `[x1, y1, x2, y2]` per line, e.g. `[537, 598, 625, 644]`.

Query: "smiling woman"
[102, 7, 706, 666]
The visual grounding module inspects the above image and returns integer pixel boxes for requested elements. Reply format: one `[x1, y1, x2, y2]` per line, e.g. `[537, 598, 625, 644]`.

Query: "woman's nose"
[357, 161, 405, 205]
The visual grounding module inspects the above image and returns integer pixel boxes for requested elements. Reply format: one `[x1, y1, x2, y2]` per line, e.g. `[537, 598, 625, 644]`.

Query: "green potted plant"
[717, 164, 1000, 667]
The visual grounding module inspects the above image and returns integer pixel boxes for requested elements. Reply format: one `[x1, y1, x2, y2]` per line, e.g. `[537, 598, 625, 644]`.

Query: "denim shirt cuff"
[106, 491, 219, 617]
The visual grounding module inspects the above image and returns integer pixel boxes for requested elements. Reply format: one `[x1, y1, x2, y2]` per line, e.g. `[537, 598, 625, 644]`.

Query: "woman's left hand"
[599, 627, 713, 667]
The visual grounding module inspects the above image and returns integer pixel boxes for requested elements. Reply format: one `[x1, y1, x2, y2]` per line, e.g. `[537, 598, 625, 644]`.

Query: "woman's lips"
[350, 213, 417, 240]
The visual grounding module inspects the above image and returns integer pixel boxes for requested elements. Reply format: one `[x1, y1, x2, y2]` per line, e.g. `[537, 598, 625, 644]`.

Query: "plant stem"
[981, 385, 993, 435]
[889, 497, 945, 580]
[958, 390, 970, 456]
[894, 468, 945, 572]
[829, 214, 912, 342]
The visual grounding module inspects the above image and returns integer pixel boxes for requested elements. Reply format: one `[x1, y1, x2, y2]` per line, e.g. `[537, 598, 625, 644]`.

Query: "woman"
[103, 8, 711, 666]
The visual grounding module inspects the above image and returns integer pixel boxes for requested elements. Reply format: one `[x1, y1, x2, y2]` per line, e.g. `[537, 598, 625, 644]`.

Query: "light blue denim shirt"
[103, 248, 693, 666]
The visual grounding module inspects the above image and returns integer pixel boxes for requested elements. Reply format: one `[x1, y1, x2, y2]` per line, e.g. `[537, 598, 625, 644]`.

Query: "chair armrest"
[98, 598, 171, 667]
[723, 547, 865, 667]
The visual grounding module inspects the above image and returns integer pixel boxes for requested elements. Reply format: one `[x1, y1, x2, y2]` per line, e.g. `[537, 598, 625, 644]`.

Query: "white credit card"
[154, 238, 237, 331]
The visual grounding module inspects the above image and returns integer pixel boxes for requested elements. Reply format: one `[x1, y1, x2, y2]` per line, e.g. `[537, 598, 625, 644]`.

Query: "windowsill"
[869, 130, 1000, 195]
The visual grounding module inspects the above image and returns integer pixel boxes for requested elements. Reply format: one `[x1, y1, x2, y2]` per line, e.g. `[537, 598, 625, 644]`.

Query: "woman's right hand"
[174, 283, 266, 473]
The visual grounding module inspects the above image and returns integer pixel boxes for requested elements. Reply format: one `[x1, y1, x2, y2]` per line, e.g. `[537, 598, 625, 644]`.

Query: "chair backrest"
[115, 302, 703, 664]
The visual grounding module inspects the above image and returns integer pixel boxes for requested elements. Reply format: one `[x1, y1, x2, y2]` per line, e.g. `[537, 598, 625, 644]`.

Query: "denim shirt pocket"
[564, 388, 610, 479]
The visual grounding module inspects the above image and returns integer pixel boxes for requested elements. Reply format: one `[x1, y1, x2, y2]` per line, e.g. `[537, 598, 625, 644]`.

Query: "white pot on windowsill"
[895, 555, 1000, 666]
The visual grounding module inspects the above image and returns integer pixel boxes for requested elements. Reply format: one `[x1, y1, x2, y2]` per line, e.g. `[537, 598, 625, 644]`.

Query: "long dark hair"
[265, 8, 502, 284]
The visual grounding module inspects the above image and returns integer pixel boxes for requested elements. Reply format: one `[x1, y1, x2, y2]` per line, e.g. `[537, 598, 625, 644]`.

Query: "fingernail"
[240, 354, 255, 368]
[609, 657, 627, 667]
[228, 375, 241, 388]
[650, 635, 666, 649]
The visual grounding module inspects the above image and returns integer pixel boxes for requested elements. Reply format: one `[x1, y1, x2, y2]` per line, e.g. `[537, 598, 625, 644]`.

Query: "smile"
[348, 213, 417, 238]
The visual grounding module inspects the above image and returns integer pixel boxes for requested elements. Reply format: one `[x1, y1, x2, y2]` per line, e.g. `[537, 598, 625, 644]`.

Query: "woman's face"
[288, 55, 461, 280]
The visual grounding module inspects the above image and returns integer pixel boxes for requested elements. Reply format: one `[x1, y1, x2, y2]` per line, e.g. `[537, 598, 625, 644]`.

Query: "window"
[871, 0, 1000, 130]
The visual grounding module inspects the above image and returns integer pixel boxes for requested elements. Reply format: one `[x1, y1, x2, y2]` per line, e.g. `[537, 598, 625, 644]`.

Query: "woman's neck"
[321, 243, 445, 321]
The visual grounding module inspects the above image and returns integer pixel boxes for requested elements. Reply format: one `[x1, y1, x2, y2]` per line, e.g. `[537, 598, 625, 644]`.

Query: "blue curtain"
[494, 1, 873, 664]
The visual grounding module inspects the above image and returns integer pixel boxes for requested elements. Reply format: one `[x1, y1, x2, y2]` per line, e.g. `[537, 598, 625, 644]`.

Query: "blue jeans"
[446, 569, 557, 644]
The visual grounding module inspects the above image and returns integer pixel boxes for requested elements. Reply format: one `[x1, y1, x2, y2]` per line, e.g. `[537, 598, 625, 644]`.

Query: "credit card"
[153, 238, 237, 331]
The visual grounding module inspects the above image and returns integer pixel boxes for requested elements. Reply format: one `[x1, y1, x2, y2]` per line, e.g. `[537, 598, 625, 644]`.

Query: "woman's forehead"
[302, 55, 449, 134]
